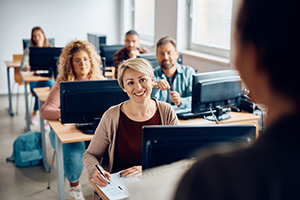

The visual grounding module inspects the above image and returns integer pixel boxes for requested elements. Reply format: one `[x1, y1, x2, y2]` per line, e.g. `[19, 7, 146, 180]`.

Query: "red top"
[112, 109, 161, 172]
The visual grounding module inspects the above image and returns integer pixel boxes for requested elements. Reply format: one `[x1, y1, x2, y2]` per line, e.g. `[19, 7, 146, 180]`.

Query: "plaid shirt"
[113, 47, 148, 78]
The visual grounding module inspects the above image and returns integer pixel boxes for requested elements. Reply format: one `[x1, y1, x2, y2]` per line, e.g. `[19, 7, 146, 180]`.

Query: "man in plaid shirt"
[113, 30, 148, 78]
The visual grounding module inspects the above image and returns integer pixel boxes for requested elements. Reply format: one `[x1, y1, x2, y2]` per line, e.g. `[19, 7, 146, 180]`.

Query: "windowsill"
[180, 49, 230, 66]
[139, 40, 155, 49]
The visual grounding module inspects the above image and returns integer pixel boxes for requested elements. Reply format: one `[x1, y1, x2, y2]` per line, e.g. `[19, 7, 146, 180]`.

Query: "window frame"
[188, 0, 233, 59]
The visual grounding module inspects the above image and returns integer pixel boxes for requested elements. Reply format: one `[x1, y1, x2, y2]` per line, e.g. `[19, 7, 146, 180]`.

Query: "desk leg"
[23, 81, 30, 132]
[55, 135, 65, 200]
[38, 99, 50, 172]
[7, 67, 14, 116]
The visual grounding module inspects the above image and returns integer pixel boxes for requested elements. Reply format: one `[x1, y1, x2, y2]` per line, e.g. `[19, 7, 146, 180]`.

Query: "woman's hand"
[120, 165, 142, 178]
[92, 167, 112, 187]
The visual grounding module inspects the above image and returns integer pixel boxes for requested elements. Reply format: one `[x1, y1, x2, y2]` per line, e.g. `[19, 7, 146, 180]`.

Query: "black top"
[175, 111, 300, 200]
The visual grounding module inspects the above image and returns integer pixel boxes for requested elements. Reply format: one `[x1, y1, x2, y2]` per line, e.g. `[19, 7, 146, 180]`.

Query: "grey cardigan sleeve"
[20, 47, 30, 71]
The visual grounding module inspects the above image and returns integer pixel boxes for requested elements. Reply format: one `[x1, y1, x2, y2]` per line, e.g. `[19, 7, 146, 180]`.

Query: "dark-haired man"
[113, 30, 148, 78]
[152, 36, 195, 109]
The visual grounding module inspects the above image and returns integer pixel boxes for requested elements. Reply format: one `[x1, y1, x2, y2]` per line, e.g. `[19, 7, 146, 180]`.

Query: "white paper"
[97, 171, 140, 200]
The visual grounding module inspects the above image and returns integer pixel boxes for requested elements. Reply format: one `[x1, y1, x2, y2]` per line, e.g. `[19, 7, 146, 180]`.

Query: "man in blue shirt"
[152, 36, 195, 109]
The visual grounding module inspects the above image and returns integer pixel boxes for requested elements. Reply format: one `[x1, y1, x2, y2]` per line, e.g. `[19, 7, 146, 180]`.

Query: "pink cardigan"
[40, 77, 89, 120]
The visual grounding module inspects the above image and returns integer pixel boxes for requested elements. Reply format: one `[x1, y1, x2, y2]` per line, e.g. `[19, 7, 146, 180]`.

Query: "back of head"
[237, 0, 300, 103]
[117, 58, 153, 89]
[56, 40, 102, 82]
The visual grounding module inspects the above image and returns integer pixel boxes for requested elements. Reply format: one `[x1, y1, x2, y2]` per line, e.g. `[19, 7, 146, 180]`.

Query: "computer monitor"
[99, 44, 124, 66]
[190, 70, 242, 120]
[23, 38, 55, 50]
[137, 53, 183, 68]
[29, 47, 62, 78]
[87, 33, 107, 54]
[60, 80, 129, 134]
[142, 124, 256, 170]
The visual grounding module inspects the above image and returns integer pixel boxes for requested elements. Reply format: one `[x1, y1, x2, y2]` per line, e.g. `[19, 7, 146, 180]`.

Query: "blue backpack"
[6, 131, 43, 167]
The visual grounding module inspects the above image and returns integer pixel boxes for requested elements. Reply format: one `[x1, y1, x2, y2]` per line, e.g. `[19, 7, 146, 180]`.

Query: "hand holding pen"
[93, 163, 111, 187]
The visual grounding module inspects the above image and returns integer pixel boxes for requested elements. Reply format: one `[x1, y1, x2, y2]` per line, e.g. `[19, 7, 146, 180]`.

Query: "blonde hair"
[56, 40, 104, 83]
[117, 58, 153, 89]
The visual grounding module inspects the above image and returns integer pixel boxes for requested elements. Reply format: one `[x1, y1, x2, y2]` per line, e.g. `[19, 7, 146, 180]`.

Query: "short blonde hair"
[117, 58, 154, 89]
[56, 40, 103, 83]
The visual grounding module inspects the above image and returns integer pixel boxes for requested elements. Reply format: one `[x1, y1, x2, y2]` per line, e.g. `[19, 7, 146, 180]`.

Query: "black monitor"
[29, 47, 62, 78]
[142, 124, 256, 170]
[23, 38, 55, 50]
[87, 33, 107, 54]
[60, 80, 129, 134]
[178, 70, 242, 120]
[99, 44, 124, 66]
[137, 53, 183, 68]
[192, 70, 242, 120]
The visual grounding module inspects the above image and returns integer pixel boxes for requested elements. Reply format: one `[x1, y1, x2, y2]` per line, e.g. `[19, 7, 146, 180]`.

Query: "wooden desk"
[179, 112, 260, 138]
[21, 71, 53, 131]
[4, 60, 21, 116]
[48, 120, 93, 200]
[33, 87, 51, 172]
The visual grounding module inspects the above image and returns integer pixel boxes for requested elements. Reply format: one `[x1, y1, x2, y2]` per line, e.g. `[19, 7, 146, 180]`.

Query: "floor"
[0, 94, 94, 200]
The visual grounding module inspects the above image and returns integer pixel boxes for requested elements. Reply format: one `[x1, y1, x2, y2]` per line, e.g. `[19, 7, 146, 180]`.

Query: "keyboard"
[177, 111, 211, 120]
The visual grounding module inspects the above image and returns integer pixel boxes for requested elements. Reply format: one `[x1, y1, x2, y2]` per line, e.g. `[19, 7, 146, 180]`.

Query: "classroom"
[1, 0, 299, 200]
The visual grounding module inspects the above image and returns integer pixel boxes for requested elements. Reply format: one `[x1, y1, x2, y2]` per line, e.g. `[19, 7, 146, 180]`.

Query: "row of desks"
[5, 60, 260, 200]
[33, 87, 259, 200]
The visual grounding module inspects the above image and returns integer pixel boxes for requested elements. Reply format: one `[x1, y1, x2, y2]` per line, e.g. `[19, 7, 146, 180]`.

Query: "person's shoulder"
[156, 99, 173, 110]
[153, 65, 162, 73]
[116, 47, 126, 54]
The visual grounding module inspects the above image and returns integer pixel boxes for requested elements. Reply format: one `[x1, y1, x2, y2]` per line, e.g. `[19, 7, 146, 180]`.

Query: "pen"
[94, 163, 108, 180]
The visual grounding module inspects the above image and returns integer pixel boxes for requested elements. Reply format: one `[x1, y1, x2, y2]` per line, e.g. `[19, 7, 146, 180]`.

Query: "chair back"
[99, 44, 124, 66]
[13, 54, 24, 85]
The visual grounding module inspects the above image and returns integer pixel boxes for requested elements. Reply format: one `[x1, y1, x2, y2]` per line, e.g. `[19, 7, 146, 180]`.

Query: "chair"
[99, 44, 124, 66]
[99, 44, 123, 79]
[12, 54, 24, 114]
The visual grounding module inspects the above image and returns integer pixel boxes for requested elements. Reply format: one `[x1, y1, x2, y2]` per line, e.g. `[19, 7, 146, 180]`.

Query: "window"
[189, 0, 233, 58]
[132, 0, 155, 43]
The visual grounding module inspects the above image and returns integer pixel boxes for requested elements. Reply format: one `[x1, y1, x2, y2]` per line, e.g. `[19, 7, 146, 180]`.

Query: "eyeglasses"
[73, 58, 91, 64]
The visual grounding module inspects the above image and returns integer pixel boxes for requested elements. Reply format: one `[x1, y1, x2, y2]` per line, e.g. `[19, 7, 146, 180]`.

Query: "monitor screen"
[142, 124, 256, 170]
[29, 47, 62, 78]
[60, 80, 129, 125]
[191, 70, 242, 117]
[99, 44, 124, 66]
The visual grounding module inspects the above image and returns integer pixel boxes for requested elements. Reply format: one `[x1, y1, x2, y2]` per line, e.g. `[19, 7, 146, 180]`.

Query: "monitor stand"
[75, 118, 100, 135]
[205, 106, 231, 122]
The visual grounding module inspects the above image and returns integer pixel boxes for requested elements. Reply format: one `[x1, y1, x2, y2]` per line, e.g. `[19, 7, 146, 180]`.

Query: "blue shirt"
[151, 63, 195, 108]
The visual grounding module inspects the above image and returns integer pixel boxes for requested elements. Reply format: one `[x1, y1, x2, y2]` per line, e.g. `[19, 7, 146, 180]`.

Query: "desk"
[4, 60, 21, 116]
[48, 120, 93, 200]
[179, 112, 260, 138]
[33, 87, 51, 172]
[21, 71, 52, 131]
[49, 110, 259, 200]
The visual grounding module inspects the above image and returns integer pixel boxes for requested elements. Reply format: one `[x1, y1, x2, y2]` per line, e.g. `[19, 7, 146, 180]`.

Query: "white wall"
[0, 0, 120, 95]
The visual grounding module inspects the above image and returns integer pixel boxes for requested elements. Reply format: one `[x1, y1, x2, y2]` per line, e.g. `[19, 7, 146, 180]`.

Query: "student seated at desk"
[113, 30, 148, 78]
[20, 26, 55, 126]
[40, 40, 105, 200]
[83, 58, 179, 200]
[151, 36, 195, 109]
[174, 0, 300, 199]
